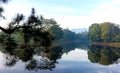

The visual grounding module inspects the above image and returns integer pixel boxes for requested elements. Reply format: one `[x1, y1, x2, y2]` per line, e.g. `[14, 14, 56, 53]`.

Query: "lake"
[0, 43, 120, 73]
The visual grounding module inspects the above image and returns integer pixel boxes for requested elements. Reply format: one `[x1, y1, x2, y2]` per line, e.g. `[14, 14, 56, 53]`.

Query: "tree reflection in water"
[88, 45, 120, 65]
[5, 54, 18, 67]
[0, 37, 63, 71]
[3, 37, 120, 71]
[26, 46, 63, 71]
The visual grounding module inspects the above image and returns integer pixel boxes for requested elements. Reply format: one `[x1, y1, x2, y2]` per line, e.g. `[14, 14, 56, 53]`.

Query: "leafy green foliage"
[89, 22, 120, 42]
[63, 29, 77, 41]
[48, 24, 64, 40]
[0, 8, 55, 47]
[89, 23, 101, 42]
[62, 28, 89, 43]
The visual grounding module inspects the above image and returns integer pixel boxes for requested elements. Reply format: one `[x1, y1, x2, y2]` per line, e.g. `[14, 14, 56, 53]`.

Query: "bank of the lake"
[92, 42, 120, 47]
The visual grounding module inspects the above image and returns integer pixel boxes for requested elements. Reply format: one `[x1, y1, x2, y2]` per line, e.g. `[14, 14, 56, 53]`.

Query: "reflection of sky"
[55, 61, 120, 73]
[60, 48, 89, 62]
[0, 49, 120, 73]
[0, 52, 5, 70]
[54, 48, 120, 73]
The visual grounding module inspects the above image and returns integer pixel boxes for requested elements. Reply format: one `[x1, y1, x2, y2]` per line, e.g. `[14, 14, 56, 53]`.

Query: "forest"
[89, 22, 120, 42]
[1, 0, 120, 73]
[0, 0, 90, 69]
[0, 0, 89, 50]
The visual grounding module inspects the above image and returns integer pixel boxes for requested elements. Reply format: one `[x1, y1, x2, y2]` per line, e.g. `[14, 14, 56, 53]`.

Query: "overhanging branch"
[0, 25, 31, 34]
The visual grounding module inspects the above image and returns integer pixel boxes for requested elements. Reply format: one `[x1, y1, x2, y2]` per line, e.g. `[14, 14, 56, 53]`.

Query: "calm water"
[0, 44, 120, 73]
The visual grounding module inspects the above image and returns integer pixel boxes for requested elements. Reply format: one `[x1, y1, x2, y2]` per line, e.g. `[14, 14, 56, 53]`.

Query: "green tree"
[49, 24, 64, 40]
[100, 22, 113, 42]
[89, 23, 101, 42]
[89, 22, 120, 42]
[113, 34, 120, 42]
[63, 28, 77, 41]
[0, 7, 54, 47]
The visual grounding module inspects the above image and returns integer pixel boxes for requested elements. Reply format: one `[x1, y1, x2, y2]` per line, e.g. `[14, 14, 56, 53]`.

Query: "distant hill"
[71, 28, 88, 33]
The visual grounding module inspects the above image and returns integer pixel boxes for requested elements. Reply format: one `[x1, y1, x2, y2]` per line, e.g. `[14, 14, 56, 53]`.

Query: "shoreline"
[92, 42, 120, 47]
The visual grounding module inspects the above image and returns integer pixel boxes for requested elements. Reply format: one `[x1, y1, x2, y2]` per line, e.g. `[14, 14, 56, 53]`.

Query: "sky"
[1, 0, 120, 29]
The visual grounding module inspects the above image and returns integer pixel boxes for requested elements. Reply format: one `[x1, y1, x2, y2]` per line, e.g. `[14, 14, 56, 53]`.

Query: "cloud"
[97, 0, 120, 9]
[46, 7, 75, 13]
[0, 0, 97, 29]
[90, 0, 120, 23]
[42, 0, 120, 29]
[60, 49, 88, 61]
[1, 0, 120, 29]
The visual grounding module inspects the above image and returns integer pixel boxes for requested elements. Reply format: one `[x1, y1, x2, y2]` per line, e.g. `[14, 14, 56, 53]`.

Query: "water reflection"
[1, 38, 120, 73]
[61, 49, 88, 62]
[0, 38, 89, 71]
[1, 44, 64, 71]
[88, 45, 120, 65]
[60, 42, 89, 54]
[26, 46, 63, 71]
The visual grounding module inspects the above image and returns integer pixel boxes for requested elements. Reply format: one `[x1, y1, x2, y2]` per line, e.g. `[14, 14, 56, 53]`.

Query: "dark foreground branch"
[0, 26, 31, 34]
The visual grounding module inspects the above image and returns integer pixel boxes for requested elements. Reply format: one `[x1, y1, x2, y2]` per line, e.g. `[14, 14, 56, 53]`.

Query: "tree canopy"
[89, 22, 120, 42]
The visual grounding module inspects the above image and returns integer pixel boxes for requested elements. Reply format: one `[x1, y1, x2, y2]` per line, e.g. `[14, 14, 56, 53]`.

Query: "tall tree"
[89, 22, 120, 42]
[89, 23, 101, 42]
[49, 24, 64, 40]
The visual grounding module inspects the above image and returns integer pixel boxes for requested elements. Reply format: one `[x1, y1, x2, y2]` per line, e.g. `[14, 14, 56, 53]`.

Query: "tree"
[89, 22, 120, 42]
[89, 23, 101, 42]
[48, 24, 64, 40]
[0, 6, 54, 46]
[113, 34, 120, 42]
[63, 28, 77, 41]
[100, 22, 114, 42]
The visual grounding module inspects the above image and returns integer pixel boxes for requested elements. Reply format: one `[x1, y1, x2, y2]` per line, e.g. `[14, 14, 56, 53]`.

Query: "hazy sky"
[1, 0, 120, 29]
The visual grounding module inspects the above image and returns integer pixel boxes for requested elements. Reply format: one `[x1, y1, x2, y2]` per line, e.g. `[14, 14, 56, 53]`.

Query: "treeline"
[0, 0, 89, 46]
[49, 24, 89, 43]
[89, 22, 120, 42]
[0, 8, 57, 47]
[0, 17, 89, 45]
